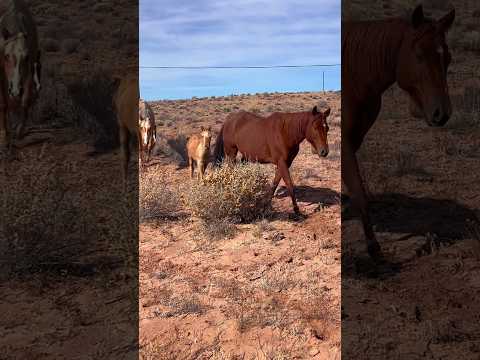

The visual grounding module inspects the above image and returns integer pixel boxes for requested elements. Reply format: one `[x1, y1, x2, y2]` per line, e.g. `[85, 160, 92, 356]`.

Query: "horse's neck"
[284, 113, 310, 147]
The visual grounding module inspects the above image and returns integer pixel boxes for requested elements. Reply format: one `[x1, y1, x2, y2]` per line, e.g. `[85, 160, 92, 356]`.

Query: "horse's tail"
[212, 125, 225, 167]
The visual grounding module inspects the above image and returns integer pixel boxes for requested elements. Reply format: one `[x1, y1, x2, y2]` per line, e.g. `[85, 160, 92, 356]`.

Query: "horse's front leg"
[342, 138, 381, 259]
[16, 106, 27, 140]
[277, 160, 300, 214]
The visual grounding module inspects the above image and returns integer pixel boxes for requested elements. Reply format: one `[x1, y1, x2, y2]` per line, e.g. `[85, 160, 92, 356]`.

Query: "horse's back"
[224, 110, 270, 134]
[222, 111, 280, 163]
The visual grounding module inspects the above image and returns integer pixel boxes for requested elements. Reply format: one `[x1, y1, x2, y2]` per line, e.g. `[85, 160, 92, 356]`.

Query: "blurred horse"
[138, 98, 156, 168]
[0, 0, 41, 151]
[342, 5, 455, 258]
[113, 76, 138, 190]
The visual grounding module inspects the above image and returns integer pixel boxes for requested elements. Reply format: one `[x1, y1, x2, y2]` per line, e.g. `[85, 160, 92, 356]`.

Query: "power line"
[139, 63, 340, 69]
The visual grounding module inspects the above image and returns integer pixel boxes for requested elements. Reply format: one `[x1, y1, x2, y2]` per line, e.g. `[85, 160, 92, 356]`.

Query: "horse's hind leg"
[271, 168, 282, 197]
[224, 144, 238, 164]
[342, 138, 381, 259]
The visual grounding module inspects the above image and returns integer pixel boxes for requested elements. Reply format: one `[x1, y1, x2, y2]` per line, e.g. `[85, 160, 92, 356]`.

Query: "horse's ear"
[312, 106, 318, 115]
[411, 4, 425, 29]
[437, 8, 455, 33]
[323, 107, 331, 117]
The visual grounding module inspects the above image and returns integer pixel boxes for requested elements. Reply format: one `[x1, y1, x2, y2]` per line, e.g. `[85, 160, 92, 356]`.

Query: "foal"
[186, 126, 212, 180]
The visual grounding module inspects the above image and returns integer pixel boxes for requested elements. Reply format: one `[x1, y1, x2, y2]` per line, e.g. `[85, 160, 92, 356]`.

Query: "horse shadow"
[342, 193, 479, 279]
[276, 185, 340, 207]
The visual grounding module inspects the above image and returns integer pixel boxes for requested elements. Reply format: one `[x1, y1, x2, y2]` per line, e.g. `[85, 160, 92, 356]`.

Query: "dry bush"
[185, 161, 272, 224]
[0, 160, 137, 281]
[462, 31, 480, 52]
[140, 172, 180, 222]
[67, 70, 120, 152]
[43, 38, 60, 52]
[152, 135, 185, 164]
[166, 135, 189, 164]
[63, 38, 80, 54]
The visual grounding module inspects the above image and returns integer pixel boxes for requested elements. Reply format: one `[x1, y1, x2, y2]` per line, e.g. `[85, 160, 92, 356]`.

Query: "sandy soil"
[342, 0, 480, 358]
[139, 92, 341, 359]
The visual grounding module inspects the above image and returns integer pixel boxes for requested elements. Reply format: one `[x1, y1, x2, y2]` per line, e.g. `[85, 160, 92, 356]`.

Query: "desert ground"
[1, 0, 138, 358]
[139, 91, 341, 359]
[342, 0, 480, 358]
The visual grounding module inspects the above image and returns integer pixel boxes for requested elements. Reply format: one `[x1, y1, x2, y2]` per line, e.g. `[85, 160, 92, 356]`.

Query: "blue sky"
[140, 0, 340, 100]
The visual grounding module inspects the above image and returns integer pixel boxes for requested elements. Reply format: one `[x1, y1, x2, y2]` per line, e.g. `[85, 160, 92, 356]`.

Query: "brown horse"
[187, 126, 212, 181]
[138, 98, 156, 168]
[0, 0, 41, 151]
[213, 106, 331, 215]
[342, 5, 455, 259]
[113, 75, 139, 189]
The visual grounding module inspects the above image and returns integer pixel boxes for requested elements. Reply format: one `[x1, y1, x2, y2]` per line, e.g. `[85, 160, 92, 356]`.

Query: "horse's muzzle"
[319, 149, 329, 157]
[8, 85, 23, 99]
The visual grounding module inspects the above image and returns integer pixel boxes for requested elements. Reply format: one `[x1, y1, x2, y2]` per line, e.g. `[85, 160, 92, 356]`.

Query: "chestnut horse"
[213, 106, 330, 215]
[342, 5, 455, 259]
[0, 0, 41, 151]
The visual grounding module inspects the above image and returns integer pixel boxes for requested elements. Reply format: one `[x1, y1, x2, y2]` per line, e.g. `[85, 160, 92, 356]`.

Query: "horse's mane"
[343, 19, 407, 86]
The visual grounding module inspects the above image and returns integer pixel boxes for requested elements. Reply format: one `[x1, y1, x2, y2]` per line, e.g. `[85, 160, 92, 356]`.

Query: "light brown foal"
[187, 126, 212, 181]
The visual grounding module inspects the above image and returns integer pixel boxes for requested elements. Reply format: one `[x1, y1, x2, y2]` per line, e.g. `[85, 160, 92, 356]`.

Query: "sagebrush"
[185, 161, 272, 224]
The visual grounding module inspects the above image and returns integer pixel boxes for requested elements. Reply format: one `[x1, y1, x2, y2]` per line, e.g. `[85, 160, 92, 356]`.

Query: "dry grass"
[140, 172, 180, 222]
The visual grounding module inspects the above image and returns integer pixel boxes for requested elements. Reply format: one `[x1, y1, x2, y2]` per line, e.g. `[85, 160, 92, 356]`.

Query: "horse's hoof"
[290, 210, 306, 221]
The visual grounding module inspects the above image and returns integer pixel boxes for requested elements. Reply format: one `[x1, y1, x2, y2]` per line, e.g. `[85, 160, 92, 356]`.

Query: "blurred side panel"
[342, 0, 480, 358]
[0, 0, 138, 358]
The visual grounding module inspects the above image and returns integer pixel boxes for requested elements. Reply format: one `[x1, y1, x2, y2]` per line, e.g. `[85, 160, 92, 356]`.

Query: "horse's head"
[2, 28, 31, 100]
[306, 106, 330, 158]
[138, 101, 156, 147]
[200, 126, 212, 149]
[396, 5, 455, 127]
